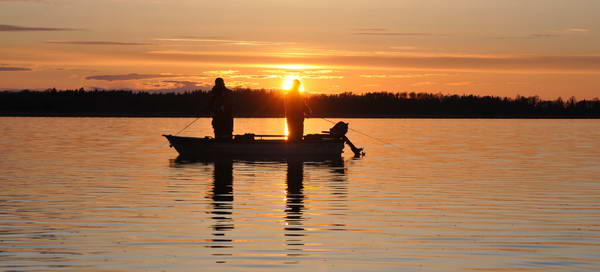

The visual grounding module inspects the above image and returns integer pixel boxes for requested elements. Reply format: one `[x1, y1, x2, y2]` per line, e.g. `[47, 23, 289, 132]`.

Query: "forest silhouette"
[1, 88, 599, 118]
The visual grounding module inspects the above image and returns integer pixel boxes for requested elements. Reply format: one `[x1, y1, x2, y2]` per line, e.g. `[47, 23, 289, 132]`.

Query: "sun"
[282, 76, 305, 92]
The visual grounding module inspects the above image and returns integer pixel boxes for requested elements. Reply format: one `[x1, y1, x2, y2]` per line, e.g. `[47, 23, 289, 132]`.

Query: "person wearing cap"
[210, 78, 233, 140]
[284, 79, 311, 142]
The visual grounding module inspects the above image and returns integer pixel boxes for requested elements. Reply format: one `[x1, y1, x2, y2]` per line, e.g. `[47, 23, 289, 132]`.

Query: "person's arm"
[303, 99, 312, 117]
[209, 91, 216, 115]
[224, 89, 233, 115]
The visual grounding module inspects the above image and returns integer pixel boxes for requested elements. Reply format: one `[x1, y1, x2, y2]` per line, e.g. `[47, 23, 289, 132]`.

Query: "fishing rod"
[174, 116, 202, 136]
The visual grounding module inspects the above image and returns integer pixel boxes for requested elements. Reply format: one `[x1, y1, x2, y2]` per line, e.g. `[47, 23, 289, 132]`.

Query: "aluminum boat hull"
[163, 134, 345, 159]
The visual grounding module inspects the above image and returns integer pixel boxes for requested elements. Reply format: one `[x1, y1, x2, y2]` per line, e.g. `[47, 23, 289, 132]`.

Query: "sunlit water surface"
[1, 118, 599, 271]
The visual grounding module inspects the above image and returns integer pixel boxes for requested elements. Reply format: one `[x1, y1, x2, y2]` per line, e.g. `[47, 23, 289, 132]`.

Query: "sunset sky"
[1, 0, 599, 98]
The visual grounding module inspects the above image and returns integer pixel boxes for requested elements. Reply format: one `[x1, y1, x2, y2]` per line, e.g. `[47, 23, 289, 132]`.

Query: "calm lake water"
[1, 117, 600, 271]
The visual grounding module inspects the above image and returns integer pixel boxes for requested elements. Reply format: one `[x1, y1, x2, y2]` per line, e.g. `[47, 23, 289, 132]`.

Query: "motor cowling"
[329, 121, 349, 138]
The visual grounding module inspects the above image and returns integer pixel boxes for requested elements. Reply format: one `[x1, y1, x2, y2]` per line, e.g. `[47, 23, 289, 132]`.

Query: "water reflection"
[285, 159, 306, 257]
[284, 157, 349, 260]
[4, 118, 600, 271]
[172, 155, 349, 261]
[316, 158, 349, 232]
[209, 158, 234, 251]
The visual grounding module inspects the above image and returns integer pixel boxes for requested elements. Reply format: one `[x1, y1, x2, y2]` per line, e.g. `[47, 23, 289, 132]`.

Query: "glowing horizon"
[1, 0, 600, 99]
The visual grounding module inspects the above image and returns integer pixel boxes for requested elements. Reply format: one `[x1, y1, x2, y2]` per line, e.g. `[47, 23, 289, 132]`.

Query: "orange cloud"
[4, 46, 600, 74]
[146, 51, 600, 73]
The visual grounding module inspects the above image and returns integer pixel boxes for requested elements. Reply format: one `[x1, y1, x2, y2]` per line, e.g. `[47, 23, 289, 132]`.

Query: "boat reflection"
[171, 155, 350, 262]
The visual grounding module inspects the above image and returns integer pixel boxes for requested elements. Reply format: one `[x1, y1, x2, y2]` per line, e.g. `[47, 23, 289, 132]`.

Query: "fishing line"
[319, 117, 402, 149]
[175, 117, 202, 136]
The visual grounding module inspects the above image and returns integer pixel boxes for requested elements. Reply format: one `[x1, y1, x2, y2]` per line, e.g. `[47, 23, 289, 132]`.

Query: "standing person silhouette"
[210, 78, 233, 140]
[284, 79, 311, 142]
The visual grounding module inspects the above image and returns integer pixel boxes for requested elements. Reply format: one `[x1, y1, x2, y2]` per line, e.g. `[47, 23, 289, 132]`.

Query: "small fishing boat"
[163, 121, 363, 159]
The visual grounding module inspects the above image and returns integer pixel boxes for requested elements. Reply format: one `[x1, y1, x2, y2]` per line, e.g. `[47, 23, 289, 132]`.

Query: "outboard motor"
[329, 121, 349, 138]
[329, 121, 364, 157]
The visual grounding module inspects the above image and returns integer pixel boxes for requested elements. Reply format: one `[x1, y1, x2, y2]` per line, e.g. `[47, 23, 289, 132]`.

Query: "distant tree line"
[1, 88, 599, 118]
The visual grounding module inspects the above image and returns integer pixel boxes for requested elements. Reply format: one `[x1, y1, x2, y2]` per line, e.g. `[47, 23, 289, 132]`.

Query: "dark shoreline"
[3, 89, 599, 119]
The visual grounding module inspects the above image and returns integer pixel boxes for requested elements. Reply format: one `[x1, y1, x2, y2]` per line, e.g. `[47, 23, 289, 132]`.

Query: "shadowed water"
[1, 117, 599, 271]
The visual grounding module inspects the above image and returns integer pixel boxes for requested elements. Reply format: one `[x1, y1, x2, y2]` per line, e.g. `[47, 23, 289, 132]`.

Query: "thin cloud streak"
[353, 28, 432, 36]
[0, 66, 31, 71]
[47, 41, 151, 46]
[86, 73, 180, 81]
[149, 80, 207, 92]
[157, 37, 295, 46]
[354, 32, 432, 36]
[495, 33, 560, 40]
[203, 69, 341, 80]
[446, 81, 472, 86]
[360, 73, 448, 79]
[360, 74, 387, 78]
[496, 28, 590, 40]
[354, 28, 389, 32]
[565, 28, 590, 33]
[0, 24, 81, 31]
